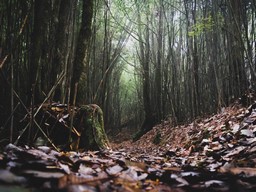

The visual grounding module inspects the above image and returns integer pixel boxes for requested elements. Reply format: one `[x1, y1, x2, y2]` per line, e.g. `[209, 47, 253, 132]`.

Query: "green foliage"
[188, 13, 225, 37]
[188, 15, 215, 37]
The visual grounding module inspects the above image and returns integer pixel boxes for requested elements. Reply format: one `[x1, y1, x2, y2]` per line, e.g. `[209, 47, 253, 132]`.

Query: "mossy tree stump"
[74, 104, 110, 150]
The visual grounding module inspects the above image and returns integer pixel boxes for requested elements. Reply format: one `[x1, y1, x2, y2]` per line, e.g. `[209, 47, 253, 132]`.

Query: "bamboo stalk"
[13, 71, 65, 146]
[69, 82, 78, 144]
[14, 123, 29, 145]
[10, 38, 14, 143]
[28, 84, 35, 145]
[34, 70, 65, 117]
[33, 120, 60, 152]
[3, 102, 20, 129]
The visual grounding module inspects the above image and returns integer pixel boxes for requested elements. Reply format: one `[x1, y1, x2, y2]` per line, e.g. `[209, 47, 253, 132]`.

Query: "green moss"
[76, 104, 110, 150]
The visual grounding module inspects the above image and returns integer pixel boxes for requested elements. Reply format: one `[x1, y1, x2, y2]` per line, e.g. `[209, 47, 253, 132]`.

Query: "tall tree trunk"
[71, 0, 93, 103]
[228, 0, 247, 98]
[192, 0, 199, 117]
[29, 0, 48, 104]
[155, 0, 163, 121]
[52, 0, 75, 102]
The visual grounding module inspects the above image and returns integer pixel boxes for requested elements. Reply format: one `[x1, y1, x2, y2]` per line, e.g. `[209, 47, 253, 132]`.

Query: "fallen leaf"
[22, 170, 65, 179]
[223, 146, 246, 158]
[229, 167, 256, 177]
[78, 164, 95, 175]
[240, 129, 254, 137]
[0, 169, 27, 184]
[171, 174, 189, 186]
[204, 180, 225, 188]
[106, 164, 123, 175]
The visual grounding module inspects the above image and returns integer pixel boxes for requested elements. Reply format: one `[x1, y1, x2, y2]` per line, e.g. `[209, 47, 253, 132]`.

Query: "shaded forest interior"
[0, 0, 255, 144]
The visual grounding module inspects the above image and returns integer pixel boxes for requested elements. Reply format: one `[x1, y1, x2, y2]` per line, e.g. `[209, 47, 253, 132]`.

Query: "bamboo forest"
[0, 0, 256, 191]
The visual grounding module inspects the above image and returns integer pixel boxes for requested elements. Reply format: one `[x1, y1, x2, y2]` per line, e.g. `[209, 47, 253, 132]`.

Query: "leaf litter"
[1, 99, 256, 191]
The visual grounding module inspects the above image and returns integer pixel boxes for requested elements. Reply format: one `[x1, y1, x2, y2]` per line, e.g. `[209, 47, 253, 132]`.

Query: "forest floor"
[0, 99, 256, 191]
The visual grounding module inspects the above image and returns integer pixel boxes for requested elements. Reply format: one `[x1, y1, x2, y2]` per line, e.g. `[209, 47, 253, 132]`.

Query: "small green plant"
[153, 131, 161, 145]
[132, 130, 144, 141]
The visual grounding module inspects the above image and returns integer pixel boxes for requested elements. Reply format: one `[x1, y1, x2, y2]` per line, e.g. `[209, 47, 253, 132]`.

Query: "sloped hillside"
[133, 102, 249, 153]
[114, 98, 256, 172]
